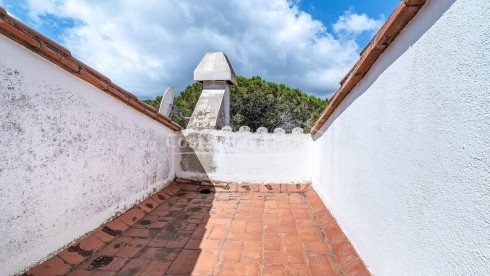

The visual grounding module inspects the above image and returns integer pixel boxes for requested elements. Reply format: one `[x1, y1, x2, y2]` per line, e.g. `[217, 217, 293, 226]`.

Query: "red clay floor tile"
[137, 198, 159, 213]
[118, 258, 150, 275]
[306, 253, 340, 276]
[58, 235, 105, 265]
[81, 256, 128, 271]
[118, 208, 145, 227]
[220, 240, 243, 262]
[227, 232, 262, 241]
[340, 257, 371, 276]
[138, 247, 178, 261]
[264, 233, 282, 251]
[94, 219, 128, 243]
[282, 234, 304, 252]
[141, 259, 172, 274]
[303, 241, 331, 253]
[166, 249, 200, 275]
[263, 251, 306, 264]
[114, 237, 149, 258]
[286, 264, 311, 275]
[215, 262, 260, 276]
[27, 256, 71, 276]
[27, 184, 370, 276]
[96, 236, 132, 256]
[192, 249, 220, 275]
[259, 184, 280, 192]
[262, 264, 285, 276]
[242, 241, 262, 263]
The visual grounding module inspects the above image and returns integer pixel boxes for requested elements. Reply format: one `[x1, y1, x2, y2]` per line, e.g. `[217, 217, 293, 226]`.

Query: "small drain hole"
[200, 189, 211, 194]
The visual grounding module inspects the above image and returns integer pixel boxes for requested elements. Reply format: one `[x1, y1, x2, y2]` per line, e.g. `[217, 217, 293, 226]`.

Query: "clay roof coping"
[310, 0, 426, 135]
[0, 7, 182, 131]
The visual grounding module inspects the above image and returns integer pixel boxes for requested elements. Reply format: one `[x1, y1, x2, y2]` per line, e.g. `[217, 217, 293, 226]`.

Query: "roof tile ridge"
[0, 9, 70, 56]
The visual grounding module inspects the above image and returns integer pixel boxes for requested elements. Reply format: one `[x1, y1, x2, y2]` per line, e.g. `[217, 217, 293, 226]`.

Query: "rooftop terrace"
[25, 180, 368, 275]
[2, 0, 489, 275]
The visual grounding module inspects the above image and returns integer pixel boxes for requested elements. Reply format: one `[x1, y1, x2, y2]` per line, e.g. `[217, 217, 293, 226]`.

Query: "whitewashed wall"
[0, 35, 178, 275]
[177, 129, 313, 183]
[312, 0, 490, 275]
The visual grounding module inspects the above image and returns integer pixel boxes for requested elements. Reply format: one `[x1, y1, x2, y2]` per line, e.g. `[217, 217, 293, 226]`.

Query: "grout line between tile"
[302, 192, 344, 276]
[289, 192, 309, 274]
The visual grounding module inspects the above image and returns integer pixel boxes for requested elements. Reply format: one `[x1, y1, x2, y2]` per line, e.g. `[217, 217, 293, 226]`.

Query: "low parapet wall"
[176, 127, 313, 184]
[0, 33, 179, 274]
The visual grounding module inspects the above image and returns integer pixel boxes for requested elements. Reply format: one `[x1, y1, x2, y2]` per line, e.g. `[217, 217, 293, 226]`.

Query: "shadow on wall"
[176, 131, 213, 182]
[315, 0, 457, 138]
[174, 128, 314, 184]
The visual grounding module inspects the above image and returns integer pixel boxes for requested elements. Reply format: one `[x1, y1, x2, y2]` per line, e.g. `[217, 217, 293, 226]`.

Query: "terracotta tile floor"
[28, 184, 370, 275]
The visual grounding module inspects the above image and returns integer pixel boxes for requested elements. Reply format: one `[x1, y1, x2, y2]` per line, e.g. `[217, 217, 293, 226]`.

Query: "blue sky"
[0, 0, 399, 99]
[299, 0, 398, 46]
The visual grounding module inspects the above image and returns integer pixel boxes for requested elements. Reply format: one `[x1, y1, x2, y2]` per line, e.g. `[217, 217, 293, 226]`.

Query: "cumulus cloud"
[333, 11, 384, 35]
[10, 0, 383, 98]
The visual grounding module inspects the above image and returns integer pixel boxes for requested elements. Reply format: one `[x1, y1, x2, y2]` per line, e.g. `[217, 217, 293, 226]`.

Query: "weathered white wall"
[0, 35, 178, 275]
[312, 0, 490, 275]
[177, 129, 313, 183]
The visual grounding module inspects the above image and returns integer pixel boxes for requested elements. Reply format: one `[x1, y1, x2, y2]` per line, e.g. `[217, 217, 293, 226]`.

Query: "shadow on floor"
[71, 189, 217, 275]
[32, 185, 357, 275]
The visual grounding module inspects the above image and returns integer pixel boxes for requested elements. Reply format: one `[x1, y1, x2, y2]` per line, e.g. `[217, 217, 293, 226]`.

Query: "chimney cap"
[194, 52, 237, 85]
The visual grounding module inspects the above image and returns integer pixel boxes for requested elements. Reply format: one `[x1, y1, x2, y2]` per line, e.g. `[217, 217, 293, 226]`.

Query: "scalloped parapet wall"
[221, 126, 305, 134]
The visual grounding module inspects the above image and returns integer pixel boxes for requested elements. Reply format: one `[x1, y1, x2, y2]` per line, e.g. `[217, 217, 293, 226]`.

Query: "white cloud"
[333, 11, 384, 35]
[15, 0, 383, 99]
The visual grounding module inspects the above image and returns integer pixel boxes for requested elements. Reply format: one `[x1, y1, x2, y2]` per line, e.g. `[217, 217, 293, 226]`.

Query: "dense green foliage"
[143, 76, 328, 132]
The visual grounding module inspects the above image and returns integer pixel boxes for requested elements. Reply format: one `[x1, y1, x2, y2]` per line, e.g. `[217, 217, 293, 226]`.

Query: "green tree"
[143, 76, 328, 132]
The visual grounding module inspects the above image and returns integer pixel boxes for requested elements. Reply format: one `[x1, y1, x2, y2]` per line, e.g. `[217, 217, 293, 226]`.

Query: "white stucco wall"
[177, 129, 313, 183]
[312, 0, 490, 275]
[0, 35, 178, 275]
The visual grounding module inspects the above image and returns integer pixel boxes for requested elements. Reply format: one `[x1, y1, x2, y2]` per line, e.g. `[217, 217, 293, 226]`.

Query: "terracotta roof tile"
[0, 17, 39, 48]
